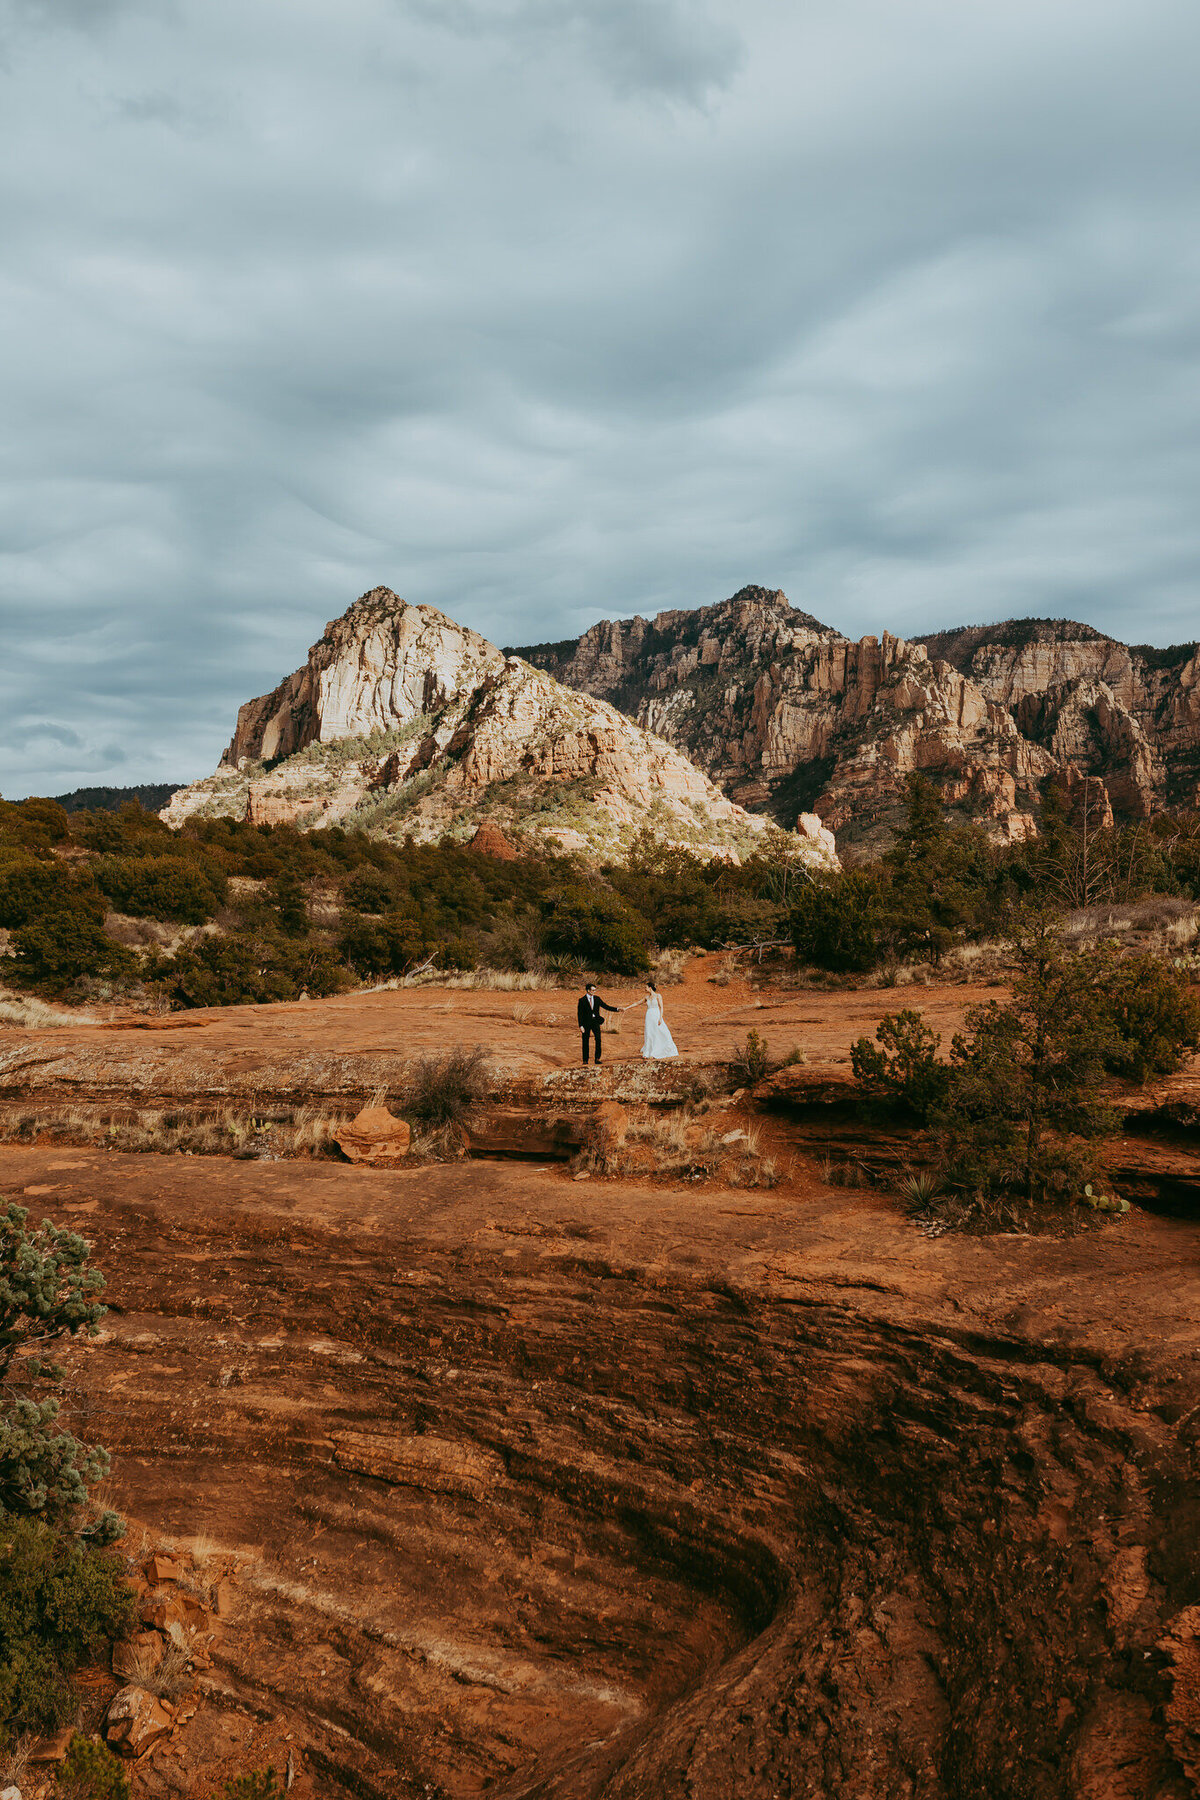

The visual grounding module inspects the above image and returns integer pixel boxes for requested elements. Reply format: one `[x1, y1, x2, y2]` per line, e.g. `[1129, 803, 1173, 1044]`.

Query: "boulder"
[334, 1105, 412, 1166]
[139, 1591, 210, 1637]
[333, 1431, 503, 1499]
[105, 1686, 174, 1759]
[144, 1554, 179, 1584]
[1159, 1606, 1200, 1790]
[27, 1730, 73, 1764]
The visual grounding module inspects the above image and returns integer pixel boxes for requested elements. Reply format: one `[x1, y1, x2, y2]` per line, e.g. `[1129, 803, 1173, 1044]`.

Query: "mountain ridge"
[164, 588, 838, 866]
[517, 590, 1200, 852]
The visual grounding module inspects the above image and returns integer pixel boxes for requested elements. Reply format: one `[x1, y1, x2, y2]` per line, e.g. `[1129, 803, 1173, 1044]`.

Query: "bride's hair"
[645, 978, 658, 992]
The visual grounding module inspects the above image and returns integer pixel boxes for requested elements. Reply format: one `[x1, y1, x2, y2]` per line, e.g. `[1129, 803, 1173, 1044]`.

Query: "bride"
[631, 978, 678, 1060]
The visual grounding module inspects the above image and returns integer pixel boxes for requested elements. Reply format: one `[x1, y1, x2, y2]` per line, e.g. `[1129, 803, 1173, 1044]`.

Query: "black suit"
[577, 992, 618, 1064]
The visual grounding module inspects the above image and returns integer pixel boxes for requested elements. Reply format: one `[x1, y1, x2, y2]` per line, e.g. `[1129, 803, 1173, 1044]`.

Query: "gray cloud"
[2, 0, 1200, 795]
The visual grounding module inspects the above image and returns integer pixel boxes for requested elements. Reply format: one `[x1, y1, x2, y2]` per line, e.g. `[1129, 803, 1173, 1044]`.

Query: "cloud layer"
[2, 0, 1199, 794]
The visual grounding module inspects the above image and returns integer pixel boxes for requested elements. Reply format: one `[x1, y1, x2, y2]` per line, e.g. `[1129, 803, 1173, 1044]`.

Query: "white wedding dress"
[641, 992, 679, 1059]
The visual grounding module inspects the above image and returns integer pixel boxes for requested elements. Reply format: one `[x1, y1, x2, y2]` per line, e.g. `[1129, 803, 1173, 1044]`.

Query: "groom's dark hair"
[585, 982, 595, 992]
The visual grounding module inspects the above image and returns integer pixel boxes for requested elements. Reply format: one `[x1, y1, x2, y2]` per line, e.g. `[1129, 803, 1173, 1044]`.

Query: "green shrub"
[0, 797, 70, 850]
[0, 1513, 134, 1737]
[0, 857, 100, 930]
[789, 872, 880, 972]
[0, 1202, 107, 1384]
[341, 867, 396, 913]
[10, 911, 134, 994]
[337, 909, 426, 978]
[94, 855, 225, 924]
[851, 1010, 949, 1121]
[58, 1732, 130, 1800]
[268, 870, 308, 937]
[540, 887, 650, 975]
[0, 1203, 121, 1544]
[729, 1029, 771, 1087]
[219, 1772, 284, 1800]
[152, 931, 347, 1008]
[437, 935, 478, 972]
[932, 916, 1117, 1223]
[1086, 947, 1200, 1080]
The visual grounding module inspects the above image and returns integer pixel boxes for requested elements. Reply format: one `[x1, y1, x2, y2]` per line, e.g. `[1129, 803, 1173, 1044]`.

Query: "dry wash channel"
[9, 1142, 1200, 1800]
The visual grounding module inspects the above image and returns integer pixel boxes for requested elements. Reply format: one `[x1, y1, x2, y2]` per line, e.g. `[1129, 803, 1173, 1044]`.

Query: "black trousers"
[581, 1023, 602, 1064]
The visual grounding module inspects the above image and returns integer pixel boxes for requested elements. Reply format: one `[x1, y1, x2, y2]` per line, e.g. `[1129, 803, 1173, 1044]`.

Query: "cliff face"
[165, 589, 837, 865]
[516, 592, 1200, 851]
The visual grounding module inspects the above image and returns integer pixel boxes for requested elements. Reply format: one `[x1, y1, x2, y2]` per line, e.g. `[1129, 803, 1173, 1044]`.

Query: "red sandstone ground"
[0, 959, 1006, 1106]
[2, 963, 1200, 1798]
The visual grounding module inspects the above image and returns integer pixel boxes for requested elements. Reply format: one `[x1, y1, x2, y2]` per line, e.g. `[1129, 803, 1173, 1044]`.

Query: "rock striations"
[516, 588, 1200, 852]
[164, 588, 837, 865]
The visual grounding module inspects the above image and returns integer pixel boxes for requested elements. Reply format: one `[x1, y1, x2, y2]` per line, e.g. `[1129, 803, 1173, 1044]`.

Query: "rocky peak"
[166, 587, 837, 867]
[222, 587, 504, 767]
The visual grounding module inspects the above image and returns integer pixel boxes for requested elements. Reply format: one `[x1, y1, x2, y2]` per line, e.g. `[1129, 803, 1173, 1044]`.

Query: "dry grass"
[125, 1636, 192, 1701]
[651, 948, 689, 985]
[0, 1735, 33, 1790]
[0, 1101, 354, 1159]
[0, 987, 93, 1028]
[577, 1105, 780, 1187]
[400, 968, 557, 991]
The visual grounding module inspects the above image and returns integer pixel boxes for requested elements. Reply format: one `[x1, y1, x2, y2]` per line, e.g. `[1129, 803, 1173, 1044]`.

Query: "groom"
[577, 982, 620, 1067]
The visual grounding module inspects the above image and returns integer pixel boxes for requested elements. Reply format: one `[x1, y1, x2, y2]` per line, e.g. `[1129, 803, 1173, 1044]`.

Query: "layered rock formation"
[516, 590, 1200, 851]
[164, 589, 835, 865]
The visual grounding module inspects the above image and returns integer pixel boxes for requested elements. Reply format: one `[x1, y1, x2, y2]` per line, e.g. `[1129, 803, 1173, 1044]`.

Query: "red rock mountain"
[164, 588, 838, 866]
[514, 588, 1200, 852]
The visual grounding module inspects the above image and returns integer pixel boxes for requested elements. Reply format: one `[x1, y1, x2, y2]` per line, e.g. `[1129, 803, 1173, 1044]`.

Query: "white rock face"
[163, 587, 840, 868]
[221, 589, 505, 766]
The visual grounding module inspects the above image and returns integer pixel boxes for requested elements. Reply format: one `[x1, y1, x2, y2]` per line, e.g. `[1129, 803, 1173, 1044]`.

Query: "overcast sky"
[3, 0, 1199, 796]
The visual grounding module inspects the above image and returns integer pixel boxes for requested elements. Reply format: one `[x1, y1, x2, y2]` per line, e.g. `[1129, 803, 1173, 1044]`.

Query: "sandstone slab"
[333, 1431, 503, 1499]
[465, 1108, 585, 1160]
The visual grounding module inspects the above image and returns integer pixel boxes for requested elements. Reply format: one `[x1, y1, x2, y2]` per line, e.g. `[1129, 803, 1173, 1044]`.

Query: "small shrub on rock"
[851, 1010, 949, 1121]
[403, 1045, 491, 1128]
[219, 1770, 284, 1799]
[729, 1029, 771, 1087]
[58, 1732, 130, 1800]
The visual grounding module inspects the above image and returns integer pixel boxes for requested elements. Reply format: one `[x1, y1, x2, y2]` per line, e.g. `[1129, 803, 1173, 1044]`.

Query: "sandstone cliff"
[515, 589, 1200, 851]
[164, 588, 837, 865]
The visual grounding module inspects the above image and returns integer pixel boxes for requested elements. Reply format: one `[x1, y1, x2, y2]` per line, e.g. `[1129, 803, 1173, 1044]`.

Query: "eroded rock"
[334, 1105, 411, 1165]
[105, 1686, 174, 1758]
